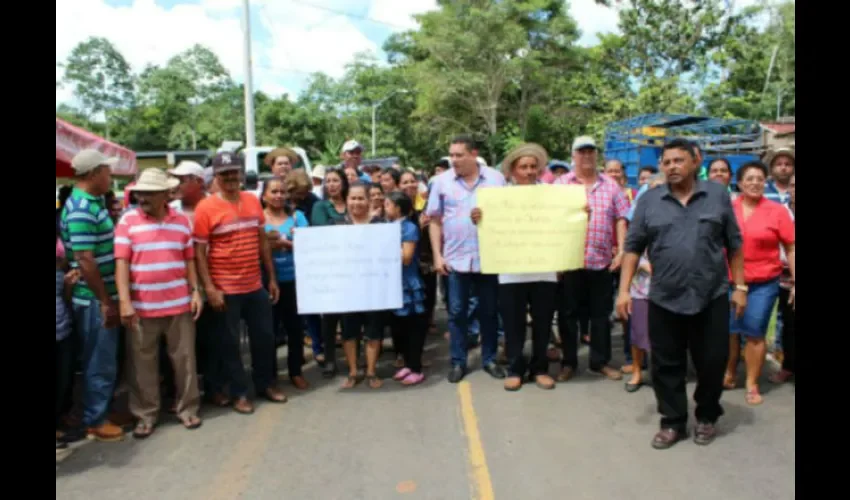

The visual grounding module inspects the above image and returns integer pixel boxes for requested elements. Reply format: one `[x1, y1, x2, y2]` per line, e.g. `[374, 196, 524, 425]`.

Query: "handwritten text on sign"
[294, 223, 402, 314]
[477, 184, 588, 273]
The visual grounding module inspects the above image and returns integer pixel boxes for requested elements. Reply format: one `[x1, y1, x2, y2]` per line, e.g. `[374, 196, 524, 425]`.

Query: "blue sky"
[56, 0, 764, 107]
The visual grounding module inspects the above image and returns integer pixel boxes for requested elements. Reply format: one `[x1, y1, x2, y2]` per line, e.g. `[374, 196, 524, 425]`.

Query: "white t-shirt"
[498, 272, 558, 285]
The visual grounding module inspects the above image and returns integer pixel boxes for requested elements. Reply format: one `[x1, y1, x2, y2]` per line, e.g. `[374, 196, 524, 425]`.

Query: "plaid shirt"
[425, 165, 506, 273]
[554, 172, 629, 270]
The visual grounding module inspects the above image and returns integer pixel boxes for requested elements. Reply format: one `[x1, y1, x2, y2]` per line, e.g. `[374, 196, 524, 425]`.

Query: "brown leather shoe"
[233, 397, 255, 414]
[694, 422, 718, 446]
[556, 366, 574, 382]
[87, 421, 125, 442]
[503, 376, 523, 391]
[534, 374, 555, 390]
[651, 428, 686, 450]
[291, 376, 309, 390]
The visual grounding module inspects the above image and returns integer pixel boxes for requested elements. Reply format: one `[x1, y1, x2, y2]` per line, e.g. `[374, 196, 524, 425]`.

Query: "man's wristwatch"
[734, 284, 748, 293]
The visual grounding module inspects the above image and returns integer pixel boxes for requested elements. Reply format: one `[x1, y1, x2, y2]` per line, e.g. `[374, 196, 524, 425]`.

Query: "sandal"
[366, 375, 383, 389]
[264, 387, 288, 403]
[401, 372, 425, 386]
[341, 375, 358, 389]
[745, 386, 763, 406]
[179, 415, 203, 430]
[132, 422, 155, 439]
[233, 397, 255, 415]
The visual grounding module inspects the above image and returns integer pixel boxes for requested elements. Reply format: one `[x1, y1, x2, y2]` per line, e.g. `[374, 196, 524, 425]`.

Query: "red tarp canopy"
[56, 117, 137, 178]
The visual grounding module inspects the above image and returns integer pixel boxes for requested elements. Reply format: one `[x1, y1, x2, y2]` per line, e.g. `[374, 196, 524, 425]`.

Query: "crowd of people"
[56, 135, 795, 459]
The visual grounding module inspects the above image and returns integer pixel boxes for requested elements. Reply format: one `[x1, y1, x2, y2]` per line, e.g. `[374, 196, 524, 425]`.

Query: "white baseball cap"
[168, 160, 205, 179]
[572, 136, 598, 152]
[341, 140, 363, 153]
[71, 149, 119, 175]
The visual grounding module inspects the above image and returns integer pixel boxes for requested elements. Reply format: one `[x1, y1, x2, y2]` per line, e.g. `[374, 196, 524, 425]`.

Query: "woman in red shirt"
[723, 161, 795, 405]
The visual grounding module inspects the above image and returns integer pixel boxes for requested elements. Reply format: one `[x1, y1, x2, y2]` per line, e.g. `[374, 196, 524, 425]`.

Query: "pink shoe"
[401, 372, 425, 386]
[393, 368, 412, 381]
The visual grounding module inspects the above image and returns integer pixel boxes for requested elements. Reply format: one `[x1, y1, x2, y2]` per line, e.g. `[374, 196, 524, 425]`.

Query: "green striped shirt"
[60, 187, 118, 306]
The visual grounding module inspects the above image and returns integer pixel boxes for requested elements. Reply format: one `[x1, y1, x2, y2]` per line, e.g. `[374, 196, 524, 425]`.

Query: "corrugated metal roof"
[761, 123, 795, 135]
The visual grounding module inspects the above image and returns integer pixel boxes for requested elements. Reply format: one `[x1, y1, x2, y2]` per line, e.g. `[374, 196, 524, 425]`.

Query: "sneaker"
[393, 368, 412, 381]
[87, 421, 125, 442]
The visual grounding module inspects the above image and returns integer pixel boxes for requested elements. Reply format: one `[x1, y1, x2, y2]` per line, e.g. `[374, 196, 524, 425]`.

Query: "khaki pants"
[127, 312, 200, 425]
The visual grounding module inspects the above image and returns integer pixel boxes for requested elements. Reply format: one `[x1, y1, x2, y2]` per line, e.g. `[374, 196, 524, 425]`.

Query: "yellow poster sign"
[477, 184, 587, 274]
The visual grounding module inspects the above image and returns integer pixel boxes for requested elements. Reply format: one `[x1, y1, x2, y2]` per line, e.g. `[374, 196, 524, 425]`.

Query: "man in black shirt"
[617, 138, 747, 450]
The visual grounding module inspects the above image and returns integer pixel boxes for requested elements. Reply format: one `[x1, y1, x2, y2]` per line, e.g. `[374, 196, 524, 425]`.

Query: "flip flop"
[179, 416, 203, 430]
[132, 422, 155, 439]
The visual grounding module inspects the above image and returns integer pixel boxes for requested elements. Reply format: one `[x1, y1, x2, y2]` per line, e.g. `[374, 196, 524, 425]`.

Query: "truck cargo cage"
[604, 114, 764, 187]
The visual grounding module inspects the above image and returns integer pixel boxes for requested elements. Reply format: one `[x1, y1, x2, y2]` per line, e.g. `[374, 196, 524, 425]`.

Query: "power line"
[287, 0, 411, 30]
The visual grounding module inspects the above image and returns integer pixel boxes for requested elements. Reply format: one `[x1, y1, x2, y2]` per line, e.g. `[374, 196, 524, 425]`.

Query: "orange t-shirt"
[193, 192, 265, 295]
[732, 197, 795, 283]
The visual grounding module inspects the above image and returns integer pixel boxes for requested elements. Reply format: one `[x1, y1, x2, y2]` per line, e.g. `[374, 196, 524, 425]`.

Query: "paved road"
[56, 313, 795, 500]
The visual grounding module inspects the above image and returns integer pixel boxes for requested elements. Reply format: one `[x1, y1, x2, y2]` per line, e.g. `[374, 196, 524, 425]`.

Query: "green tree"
[61, 37, 135, 139]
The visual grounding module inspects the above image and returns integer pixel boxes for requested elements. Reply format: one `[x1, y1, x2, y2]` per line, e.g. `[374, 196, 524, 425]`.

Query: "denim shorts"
[729, 278, 780, 338]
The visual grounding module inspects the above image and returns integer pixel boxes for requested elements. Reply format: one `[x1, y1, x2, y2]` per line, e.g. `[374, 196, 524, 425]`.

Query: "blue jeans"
[447, 272, 499, 367]
[303, 314, 323, 356]
[73, 300, 119, 427]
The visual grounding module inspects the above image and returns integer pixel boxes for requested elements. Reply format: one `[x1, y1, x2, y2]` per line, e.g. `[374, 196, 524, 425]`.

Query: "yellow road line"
[458, 381, 495, 500]
[200, 406, 279, 500]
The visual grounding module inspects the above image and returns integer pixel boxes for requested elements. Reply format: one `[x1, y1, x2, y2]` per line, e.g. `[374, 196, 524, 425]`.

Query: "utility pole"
[242, 0, 256, 149]
[371, 89, 409, 156]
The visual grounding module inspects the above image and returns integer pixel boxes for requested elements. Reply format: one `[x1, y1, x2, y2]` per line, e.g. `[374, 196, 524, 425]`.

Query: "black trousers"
[272, 281, 304, 378]
[778, 287, 795, 373]
[423, 271, 437, 323]
[557, 269, 614, 370]
[391, 313, 427, 373]
[500, 282, 556, 377]
[321, 314, 343, 370]
[648, 295, 729, 431]
[211, 289, 277, 398]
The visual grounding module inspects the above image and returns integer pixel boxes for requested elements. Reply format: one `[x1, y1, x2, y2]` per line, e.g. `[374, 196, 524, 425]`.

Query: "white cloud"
[367, 0, 438, 31]
[256, 0, 378, 79]
[55, 0, 369, 106]
[569, 0, 621, 47]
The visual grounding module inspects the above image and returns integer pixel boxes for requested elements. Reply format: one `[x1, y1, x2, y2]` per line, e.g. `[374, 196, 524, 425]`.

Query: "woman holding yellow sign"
[471, 143, 558, 391]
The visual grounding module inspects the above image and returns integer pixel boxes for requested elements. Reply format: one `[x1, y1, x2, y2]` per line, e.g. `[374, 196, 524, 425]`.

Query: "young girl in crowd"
[369, 183, 385, 221]
[379, 167, 401, 194]
[625, 252, 651, 392]
[262, 178, 310, 390]
[335, 182, 385, 389]
[385, 191, 428, 386]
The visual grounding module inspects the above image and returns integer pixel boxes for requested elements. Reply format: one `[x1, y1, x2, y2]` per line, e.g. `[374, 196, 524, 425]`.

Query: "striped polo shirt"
[193, 192, 265, 295]
[114, 208, 194, 318]
[60, 188, 118, 306]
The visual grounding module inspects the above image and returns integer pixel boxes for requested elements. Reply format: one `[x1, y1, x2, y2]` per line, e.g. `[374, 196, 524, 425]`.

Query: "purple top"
[425, 165, 506, 273]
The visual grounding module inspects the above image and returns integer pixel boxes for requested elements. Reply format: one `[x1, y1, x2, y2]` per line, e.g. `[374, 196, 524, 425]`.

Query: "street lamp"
[371, 89, 410, 156]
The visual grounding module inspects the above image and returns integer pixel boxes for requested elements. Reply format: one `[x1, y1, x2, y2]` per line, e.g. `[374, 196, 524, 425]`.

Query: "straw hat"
[764, 147, 795, 167]
[264, 147, 299, 167]
[129, 168, 180, 192]
[501, 143, 549, 179]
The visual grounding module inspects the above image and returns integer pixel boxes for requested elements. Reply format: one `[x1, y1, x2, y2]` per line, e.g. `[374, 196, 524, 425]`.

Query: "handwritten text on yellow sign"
[477, 184, 587, 273]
